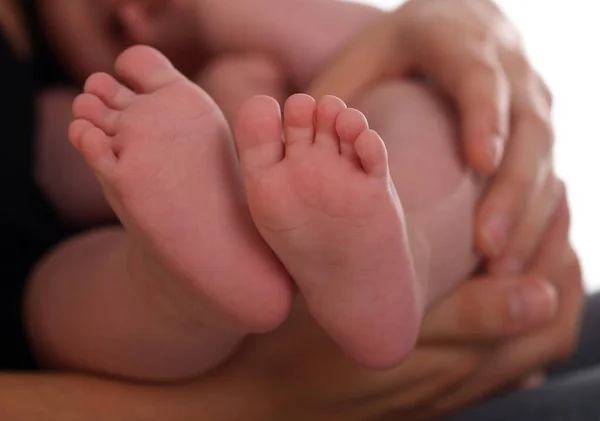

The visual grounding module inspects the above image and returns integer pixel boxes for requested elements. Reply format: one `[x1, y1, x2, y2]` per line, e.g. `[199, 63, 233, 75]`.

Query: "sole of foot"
[70, 46, 293, 333]
[233, 93, 421, 368]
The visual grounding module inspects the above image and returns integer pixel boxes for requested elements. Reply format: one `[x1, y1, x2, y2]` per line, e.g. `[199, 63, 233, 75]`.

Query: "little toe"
[314, 96, 347, 153]
[234, 95, 284, 176]
[336, 108, 369, 163]
[72, 93, 120, 135]
[69, 119, 117, 176]
[84, 72, 135, 110]
[283, 94, 316, 153]
[114, 45, 185, 93]
[355, 129, 389, 178]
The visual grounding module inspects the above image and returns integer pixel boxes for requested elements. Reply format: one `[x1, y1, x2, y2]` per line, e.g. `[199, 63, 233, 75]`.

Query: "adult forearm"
[0, 351, 278, 421]
[0, 373, 158, 421]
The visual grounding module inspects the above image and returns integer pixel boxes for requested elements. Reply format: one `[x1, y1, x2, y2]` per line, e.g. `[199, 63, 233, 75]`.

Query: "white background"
[354, 0, 600, 291]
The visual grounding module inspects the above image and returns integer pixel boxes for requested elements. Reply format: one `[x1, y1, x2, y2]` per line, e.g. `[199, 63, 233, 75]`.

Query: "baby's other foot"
[70, 46, 293, 333]
[234, 94, 421, 368]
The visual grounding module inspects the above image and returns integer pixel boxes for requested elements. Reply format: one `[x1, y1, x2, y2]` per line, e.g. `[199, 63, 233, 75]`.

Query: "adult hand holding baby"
[309, 0, 560, 274]
[201, 198, 577, 421]
[307, 0, 583, 416]
[0, 265, 570, 421]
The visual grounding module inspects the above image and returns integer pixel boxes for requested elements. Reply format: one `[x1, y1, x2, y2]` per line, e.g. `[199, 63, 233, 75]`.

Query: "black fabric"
[0, 20, 72, 369]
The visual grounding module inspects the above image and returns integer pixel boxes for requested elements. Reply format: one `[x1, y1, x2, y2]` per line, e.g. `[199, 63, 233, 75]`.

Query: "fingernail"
[488, 134, 505, 169]
[510, 281, 558, 328]
[483, 212, 510, 256]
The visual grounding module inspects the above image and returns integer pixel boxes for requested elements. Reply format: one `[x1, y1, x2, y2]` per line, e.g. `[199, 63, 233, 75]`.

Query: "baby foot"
[70, 46, 292, 332]
[234, 94, 421, 368]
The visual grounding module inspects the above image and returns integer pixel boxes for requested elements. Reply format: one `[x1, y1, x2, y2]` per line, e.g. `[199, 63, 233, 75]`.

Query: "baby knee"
[353, 80, 458, 143]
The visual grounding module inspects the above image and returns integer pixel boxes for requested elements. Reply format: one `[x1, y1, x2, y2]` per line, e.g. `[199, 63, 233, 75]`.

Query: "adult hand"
[0, 243, 567, 421]
[221, 191, 579, 421]
[216, 200, 577, 421]
[309, 0, 560, 273]
[392, 194, 584, 421]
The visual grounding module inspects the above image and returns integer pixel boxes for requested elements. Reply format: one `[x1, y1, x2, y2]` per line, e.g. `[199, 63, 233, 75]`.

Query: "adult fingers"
[419, 275, 557, 344]
[475, 53, 554, 258]
[529, 192, 585, 366]
[400, 18, 510, 175]
[488, 177, 564, 274]
[425, 211, 582, 418]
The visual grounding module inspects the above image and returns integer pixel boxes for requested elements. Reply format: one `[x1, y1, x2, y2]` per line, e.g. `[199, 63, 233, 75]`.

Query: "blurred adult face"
[36, 0, 204, 82]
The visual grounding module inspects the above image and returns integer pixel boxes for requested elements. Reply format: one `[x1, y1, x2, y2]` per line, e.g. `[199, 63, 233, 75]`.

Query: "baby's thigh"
[352, 80, 483, 212]
[353, 81, 486, 292]
[197, 54, 288, 124]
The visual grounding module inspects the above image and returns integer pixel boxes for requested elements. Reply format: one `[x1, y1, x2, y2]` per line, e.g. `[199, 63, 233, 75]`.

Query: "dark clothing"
[0, 2, 72, 369]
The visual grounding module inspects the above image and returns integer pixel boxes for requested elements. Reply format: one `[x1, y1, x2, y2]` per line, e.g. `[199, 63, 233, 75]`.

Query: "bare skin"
[4, 225, 576, 421]
[26, 0, 561, 273]
[27, 43, 487, 376]
[29, 46, 293, 380]
[0, 0, 580, 419]
[235, 94, 420, 367]
[7, 0, 481, 377]
[204, 61, 484, 367]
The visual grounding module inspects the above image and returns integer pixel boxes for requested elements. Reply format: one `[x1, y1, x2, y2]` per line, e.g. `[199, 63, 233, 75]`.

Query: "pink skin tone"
[234, 94, 421, 366]
[30, 47, 293, 380]
[27, 45, 482, 378]
[33, 0, 383, 226]
[201, 59, 482, 308]
[71, 50, 293, 331]
[191, 0, 383, 88]
[25, 0, 485, 378]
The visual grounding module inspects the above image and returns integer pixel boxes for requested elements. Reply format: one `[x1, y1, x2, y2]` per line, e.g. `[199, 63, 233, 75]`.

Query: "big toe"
[115, 45, 184, 93]
[234, 95, 284, 176]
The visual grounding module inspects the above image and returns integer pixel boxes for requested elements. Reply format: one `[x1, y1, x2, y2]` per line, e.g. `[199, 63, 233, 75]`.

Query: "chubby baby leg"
[353, 80, 484, 306]
[28, 46, 294, 381]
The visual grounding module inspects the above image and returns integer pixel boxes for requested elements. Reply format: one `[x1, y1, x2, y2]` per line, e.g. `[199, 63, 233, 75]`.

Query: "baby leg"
[27, 46, 293, 381]
[197, 53, 287, 125]
[353, 80, 484, 306]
